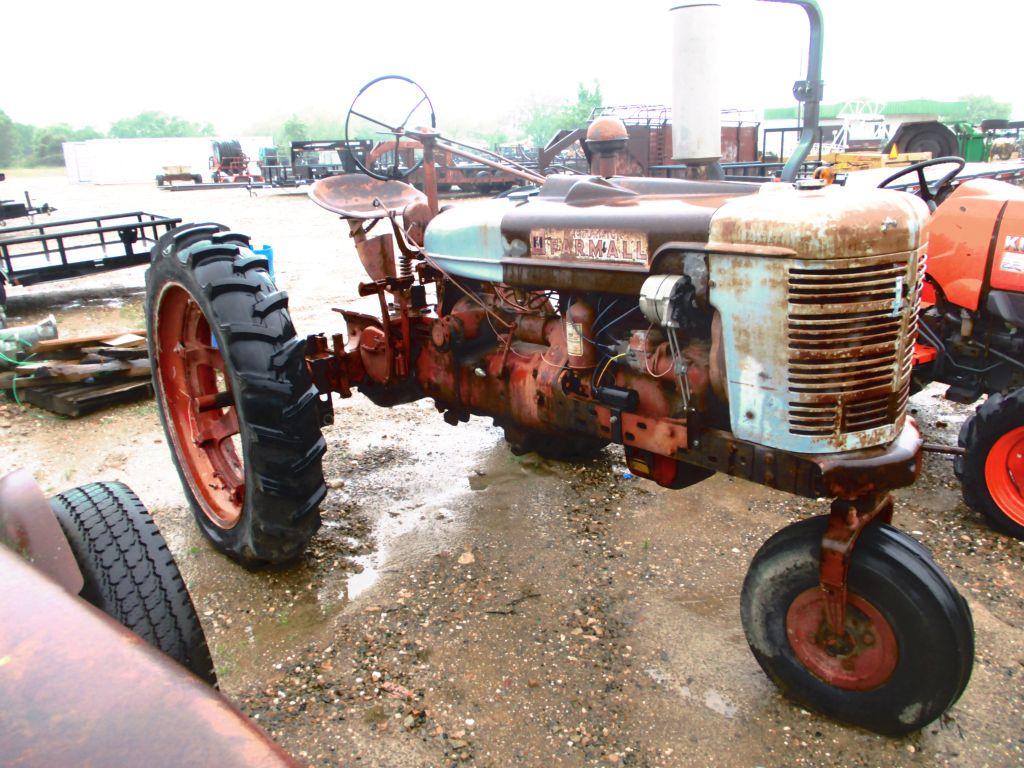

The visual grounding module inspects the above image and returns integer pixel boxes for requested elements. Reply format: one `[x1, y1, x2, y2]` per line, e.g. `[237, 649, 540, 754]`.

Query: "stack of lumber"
[0, 329, 153, 417]
[819, 151, 932, 172]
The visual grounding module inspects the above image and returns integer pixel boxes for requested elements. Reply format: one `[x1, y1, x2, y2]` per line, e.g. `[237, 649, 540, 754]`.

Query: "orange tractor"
[879, 157, 1024, 538]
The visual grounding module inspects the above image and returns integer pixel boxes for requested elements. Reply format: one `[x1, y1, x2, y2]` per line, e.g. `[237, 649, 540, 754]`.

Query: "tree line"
[262, 82, 603, 154]
[0, 110, 215, 167]
[1, 83, 602, 168]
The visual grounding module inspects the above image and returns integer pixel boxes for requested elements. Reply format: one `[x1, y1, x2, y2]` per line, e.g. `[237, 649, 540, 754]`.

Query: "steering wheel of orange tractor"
[878, 156, 966, 210]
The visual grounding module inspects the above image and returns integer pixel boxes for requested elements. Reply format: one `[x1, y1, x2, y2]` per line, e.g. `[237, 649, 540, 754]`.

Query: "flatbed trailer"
[160, 182, 253, 192]
[0, 212, 181, 316]
[840, 159, 1024, 192]
[259, 140, 372, 189]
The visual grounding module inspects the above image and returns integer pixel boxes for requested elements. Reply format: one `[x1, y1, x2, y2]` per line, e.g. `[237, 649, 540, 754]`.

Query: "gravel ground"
[1, 171, 1022, 767]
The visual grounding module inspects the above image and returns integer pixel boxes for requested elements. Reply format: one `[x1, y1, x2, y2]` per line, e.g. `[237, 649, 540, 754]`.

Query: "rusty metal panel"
[0, 470, 83, 594]
[0, 547, 300, 768]
[707, 186, 929, 454]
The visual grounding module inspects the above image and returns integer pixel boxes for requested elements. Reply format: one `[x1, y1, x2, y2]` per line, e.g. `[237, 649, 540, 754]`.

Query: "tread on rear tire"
[146, 222, 327, 566]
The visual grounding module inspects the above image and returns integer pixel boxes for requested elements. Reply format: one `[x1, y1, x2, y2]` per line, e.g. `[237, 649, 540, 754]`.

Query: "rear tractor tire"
[740, 516, 973, 735]
[145, 223, 327, 566]
[956, 389, 1024, 539]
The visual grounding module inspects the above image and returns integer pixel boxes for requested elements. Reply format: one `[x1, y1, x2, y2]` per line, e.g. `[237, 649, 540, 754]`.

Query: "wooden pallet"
[2, 329, 153, 416]
[23, 379, 154, 417]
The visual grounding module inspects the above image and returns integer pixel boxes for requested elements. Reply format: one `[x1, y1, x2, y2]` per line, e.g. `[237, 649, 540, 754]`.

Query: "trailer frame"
[0, 211, 181, 288]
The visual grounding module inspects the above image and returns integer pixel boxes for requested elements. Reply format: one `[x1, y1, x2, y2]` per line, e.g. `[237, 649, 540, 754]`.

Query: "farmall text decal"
[530, 229, 649, 264]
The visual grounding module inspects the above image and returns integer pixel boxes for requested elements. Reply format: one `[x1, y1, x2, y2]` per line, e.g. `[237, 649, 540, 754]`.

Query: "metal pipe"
[761, 0, 824, 182]
[434, 138, 546, 185]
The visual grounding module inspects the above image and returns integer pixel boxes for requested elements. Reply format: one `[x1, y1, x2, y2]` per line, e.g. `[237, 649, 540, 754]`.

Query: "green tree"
[520, 81, 603, 147]
[12, 122, 36, 162]
[0, 110, 14, 166]
[109, 111, 215, 138]
[31, 123, 103, 166]
[276, 115, 310, 148]
[961, 94, 1011, 125]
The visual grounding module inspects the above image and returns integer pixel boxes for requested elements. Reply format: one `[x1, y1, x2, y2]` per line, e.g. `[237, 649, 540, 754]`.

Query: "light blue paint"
[253, 244, 274, 277]
[423, 199, 516, 282]
[709, 254, 799, 451]
[709, 252, 904, 455]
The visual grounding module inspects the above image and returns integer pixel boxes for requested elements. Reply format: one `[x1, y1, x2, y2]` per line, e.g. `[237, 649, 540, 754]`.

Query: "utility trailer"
[0, 212, 181, 324]
[0, 173, 55, 226]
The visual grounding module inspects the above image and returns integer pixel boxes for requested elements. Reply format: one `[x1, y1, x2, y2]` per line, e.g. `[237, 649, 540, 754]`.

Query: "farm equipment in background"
[539, 105, 763, 179]
[155, 166, 203, 187]
[210, 140, 263, 184]
[258, 140, 372, 189]
[365, 137, 527, 196]
[143, 0, 975, 737]
[877, 157, 1024, 539]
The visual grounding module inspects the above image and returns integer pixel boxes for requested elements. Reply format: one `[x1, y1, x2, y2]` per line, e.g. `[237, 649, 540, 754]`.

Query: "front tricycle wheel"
[146, 223, 327, 566]
[740, 516, 973, 735]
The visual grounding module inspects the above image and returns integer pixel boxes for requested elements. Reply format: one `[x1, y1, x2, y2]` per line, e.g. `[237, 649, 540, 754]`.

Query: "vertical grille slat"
[785, 251, 919, 439]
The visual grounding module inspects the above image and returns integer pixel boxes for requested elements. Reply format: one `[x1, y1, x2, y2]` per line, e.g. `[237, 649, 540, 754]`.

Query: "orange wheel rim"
[984, 426, 1024, 527]
[786, 587, 898, 691]
[155, 283, 245, 528]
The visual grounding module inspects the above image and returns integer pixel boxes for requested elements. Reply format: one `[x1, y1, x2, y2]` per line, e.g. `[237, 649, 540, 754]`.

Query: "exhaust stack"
[670, 1, 722, 163]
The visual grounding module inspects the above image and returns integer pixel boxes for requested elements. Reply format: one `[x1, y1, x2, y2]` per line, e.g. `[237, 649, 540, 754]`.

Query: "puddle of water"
[317, 411, 503, 603]
[703, 688, 738, 718]
[645, 665, 736, 719]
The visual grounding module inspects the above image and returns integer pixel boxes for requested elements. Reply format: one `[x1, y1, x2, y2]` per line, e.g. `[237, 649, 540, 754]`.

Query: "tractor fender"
[0, 469, 84, 594]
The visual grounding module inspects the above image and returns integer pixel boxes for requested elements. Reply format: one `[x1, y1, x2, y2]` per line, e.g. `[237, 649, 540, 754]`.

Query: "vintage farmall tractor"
[144, 0, 973, 736]
[876, 157, 1024, 538]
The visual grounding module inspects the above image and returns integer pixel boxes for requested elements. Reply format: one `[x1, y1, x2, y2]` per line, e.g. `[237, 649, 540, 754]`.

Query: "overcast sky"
[3, 0, 1021, 136]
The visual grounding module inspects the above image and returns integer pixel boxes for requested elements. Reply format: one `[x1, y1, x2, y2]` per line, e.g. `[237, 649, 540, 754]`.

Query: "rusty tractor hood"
[423, 175, 929, 295]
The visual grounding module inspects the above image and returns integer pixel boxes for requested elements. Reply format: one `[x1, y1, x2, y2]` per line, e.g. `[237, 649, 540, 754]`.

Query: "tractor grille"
[786, 252, 921, 439]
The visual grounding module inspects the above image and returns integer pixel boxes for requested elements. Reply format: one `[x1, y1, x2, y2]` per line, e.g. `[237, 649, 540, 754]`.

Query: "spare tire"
[49, 481, 217, 685]
[896, 123, 959, 158]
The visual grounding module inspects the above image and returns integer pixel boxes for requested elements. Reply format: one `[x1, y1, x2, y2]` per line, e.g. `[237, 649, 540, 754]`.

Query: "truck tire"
[741, 516, 973, 735]
[956, 390, 1024, 539]
[48, 481, 217, 685]
[894, 122, 959, 159]
[146, 223, 326, 566]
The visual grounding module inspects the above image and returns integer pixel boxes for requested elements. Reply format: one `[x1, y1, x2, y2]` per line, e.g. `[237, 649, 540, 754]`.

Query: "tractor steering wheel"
[877, 156, 966, 210]
[344, 75, 436, 182]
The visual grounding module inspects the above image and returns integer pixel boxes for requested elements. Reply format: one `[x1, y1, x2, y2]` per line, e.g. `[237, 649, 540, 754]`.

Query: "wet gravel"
[1, 173, 1022, 767]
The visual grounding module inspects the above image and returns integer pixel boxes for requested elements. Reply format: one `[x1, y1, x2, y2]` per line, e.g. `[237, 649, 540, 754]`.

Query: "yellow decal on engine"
[566, 321, 584, 357]
[529, 229, 649, 264]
